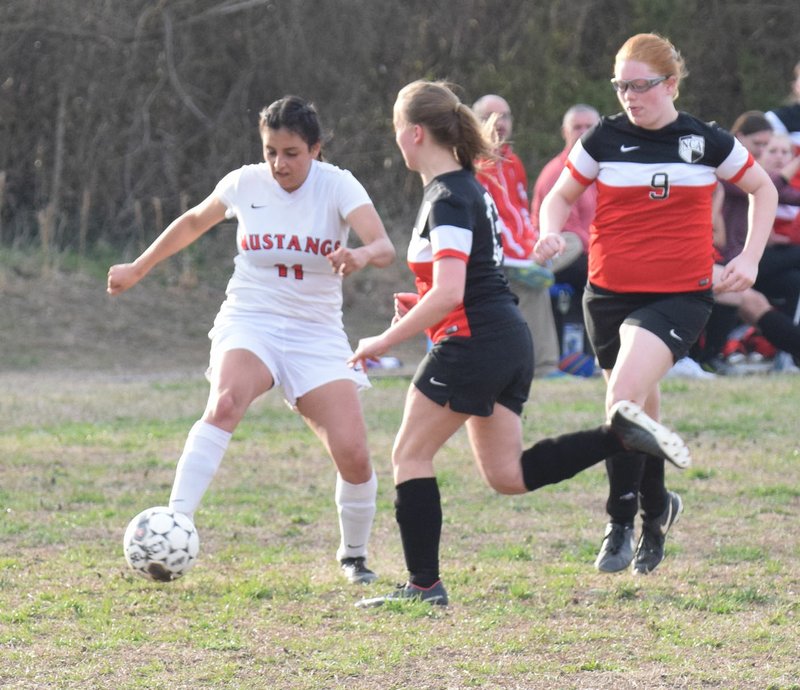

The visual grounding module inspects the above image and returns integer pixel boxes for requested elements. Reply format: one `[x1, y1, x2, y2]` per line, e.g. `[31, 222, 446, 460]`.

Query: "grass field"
[1, 369, 799, 689]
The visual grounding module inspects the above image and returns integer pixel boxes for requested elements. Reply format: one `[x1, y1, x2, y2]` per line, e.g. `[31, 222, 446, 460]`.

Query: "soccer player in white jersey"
[536, 33, 777, 575]
[108, 96, 395, 584]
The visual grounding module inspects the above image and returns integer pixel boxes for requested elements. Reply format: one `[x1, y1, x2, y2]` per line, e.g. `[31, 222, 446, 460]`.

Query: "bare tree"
[0, 0, 798, 254]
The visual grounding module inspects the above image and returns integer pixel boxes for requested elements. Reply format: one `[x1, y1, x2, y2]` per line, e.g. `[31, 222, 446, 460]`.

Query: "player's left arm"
[715, 164, 778, 293]
[328, 204, 395, 276]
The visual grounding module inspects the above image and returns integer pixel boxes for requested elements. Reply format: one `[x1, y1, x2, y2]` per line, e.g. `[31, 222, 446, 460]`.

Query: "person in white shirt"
[108, 95, 395, 585]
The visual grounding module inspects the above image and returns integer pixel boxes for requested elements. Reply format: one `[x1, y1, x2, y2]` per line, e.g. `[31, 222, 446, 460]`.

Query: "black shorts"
[583, 283, 713, 370]
[412, 320, 533, 417]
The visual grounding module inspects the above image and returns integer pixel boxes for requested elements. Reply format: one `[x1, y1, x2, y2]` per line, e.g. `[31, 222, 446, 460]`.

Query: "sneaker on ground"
[340, 557, 378, 585]
[355, 580, 448, 608]
[504, 263, 555, 289]
[632, 491, 683, 575]
[608, 400, 692, 469]
[594, 521, 635, 573]
[665, 356, 717, 379]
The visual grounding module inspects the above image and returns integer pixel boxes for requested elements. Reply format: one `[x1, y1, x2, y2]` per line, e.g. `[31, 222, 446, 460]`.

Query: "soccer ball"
[123, 506, 200, 582]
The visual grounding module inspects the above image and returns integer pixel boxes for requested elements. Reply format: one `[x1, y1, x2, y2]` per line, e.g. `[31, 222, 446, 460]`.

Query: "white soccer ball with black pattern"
[123, 506, 200, 581]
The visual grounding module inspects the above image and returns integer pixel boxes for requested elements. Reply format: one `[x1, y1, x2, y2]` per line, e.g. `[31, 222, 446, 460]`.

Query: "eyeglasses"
[610, 76, 669, 93]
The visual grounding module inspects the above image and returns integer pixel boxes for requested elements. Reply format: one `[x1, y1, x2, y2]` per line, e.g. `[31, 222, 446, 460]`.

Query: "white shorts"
[207, 311, 370, 408]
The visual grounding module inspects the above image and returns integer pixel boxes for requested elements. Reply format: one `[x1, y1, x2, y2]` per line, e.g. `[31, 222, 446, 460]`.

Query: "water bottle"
[562, 322, 584, 356]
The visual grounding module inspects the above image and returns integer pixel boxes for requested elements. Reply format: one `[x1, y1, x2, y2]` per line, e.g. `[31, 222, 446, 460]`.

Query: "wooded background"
[1, 0, 798, 256]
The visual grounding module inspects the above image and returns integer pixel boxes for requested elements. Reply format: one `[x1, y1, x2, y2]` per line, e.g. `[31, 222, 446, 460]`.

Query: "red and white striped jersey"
[566, 112, 753, 293]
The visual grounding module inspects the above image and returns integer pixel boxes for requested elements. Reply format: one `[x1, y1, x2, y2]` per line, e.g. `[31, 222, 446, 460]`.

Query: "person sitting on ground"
[718, 112, 800, 318]
[706, 264, 800, 367]
[759, 131, 800, 245]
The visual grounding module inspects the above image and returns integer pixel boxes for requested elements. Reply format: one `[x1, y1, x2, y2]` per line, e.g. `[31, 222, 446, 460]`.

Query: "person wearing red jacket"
[472, 94, 561, 377]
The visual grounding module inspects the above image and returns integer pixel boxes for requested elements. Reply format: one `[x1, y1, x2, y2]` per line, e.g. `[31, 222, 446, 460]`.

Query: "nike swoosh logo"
[429, 377, 447, 387]
[669, 328, 683, 341]
[250, 203, 269, 208]
[620, 145, 640, 152]
[346, 544, 365, 549]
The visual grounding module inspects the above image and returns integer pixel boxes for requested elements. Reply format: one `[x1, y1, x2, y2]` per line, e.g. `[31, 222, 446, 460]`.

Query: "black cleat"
[594, 521, 636, 573]
[355, 580, 448, 608]
[632, 491, 683, 574]
[340, 557, 378, 584]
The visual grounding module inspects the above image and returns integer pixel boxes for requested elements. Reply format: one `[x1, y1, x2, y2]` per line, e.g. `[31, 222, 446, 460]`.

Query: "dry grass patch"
[1, 373, 798, 689]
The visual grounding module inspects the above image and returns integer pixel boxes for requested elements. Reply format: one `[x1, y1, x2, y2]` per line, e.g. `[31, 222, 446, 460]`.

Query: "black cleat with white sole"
[609, 400, 692, 469]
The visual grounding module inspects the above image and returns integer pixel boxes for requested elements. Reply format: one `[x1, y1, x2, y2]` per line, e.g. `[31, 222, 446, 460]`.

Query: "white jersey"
[213, 159, 372, 327]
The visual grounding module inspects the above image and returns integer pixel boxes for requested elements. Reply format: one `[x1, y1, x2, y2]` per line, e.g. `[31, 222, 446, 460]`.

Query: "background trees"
[1, 0, 798, 256]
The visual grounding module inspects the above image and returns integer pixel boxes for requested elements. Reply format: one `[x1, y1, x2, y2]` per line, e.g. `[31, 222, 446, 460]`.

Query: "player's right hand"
[533, 233, 565, 263]
[107, 263, 142, 295]
[392, 292, 419, 324]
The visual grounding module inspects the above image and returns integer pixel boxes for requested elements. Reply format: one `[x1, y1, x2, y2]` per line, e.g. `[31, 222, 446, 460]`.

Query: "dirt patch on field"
[0, 262, 425, 377]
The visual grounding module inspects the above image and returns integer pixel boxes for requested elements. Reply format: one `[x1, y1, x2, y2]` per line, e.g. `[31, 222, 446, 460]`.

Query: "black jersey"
[407, 169, 520, 342]
[767, 104, 800, 139]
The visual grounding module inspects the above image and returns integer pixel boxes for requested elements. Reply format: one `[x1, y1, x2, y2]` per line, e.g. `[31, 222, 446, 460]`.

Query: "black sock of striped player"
[638, 455, 669, 521]
[605, 451, 647, 523]
[395, 478, 442, 589]
[757, 309, 800, 359]
[521, 425, 623, 492]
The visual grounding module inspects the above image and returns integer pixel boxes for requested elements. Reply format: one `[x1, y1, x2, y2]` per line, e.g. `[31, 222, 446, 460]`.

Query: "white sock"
[169, 420, 231, 520]
[335, 471, 377, 562]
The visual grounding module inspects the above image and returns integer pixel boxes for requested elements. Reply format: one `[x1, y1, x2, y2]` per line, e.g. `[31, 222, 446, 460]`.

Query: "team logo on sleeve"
[678, 135, 705, 163]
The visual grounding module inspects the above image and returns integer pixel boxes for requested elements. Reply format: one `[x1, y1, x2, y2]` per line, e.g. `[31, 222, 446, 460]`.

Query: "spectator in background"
[760, 132, 800, 244]
[720, 112, 800, 318]
[531, 103, 600, 287]
[708, 264, 800, 369]
[696, 112, 775, 372]
[531, 104, 600, 358]
[696, 128, 800, 373]
[765, 60, 800, 188]
[472, 94, 562, 377]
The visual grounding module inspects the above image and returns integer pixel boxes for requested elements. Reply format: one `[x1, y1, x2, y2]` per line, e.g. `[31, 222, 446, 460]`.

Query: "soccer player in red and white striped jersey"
[536, 33, 777, 574]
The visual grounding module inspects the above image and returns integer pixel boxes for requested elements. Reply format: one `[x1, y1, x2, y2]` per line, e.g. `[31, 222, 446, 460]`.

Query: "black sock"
[638, 456, 668, 521]
[696, 304, 739, 363]
[605, 451, 646, 523]
[521, 425, 623, 491]
[395, 478, 442, 588]
[757, 309, 800, 358]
